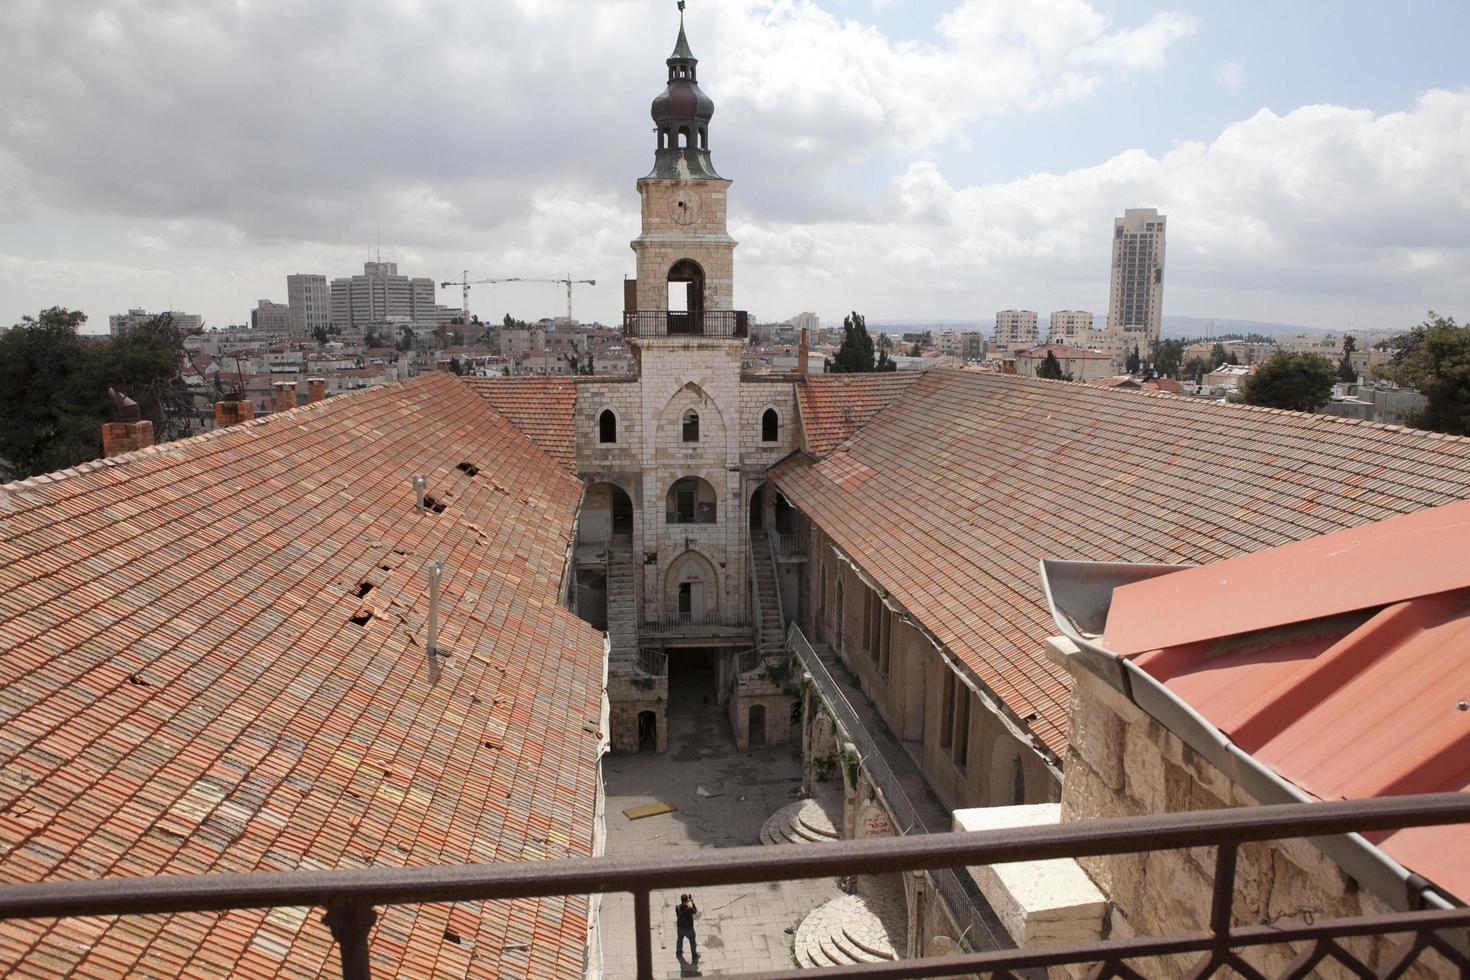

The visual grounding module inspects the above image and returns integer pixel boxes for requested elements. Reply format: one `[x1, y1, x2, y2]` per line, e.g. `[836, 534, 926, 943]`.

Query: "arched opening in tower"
[667, 258, 705, 334]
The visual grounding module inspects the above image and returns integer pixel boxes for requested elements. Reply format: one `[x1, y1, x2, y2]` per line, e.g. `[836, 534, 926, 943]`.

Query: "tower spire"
[647, 1, 719, 179]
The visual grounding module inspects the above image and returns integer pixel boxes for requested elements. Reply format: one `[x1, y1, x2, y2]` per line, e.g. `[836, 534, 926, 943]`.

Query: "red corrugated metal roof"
[1104, 499, 1470, 902]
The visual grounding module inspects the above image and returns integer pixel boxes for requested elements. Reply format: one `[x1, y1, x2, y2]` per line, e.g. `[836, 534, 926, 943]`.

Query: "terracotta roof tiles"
[794, 373, 923, 457]
[774, 370, 1470, 755]
[0, 373, 605, 976]
[465, 376, 578, 472]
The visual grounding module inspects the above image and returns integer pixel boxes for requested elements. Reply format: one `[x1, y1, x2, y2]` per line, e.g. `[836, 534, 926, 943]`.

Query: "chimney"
[272, 381, 297, 412]
[307, 377, 327, 403]
[214, 398, 256, 428]
[798, 328, 809, 377]
[100, 388, 155, 458]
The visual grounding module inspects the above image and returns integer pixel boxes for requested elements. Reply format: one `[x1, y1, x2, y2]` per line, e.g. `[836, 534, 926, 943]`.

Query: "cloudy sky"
[2, 0, 1467, 334]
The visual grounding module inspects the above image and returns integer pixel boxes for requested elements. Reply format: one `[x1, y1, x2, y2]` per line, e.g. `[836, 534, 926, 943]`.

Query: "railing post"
[323, 901, 376, 980]
[1210, 841, 1239, 951]
[633, 887, 654, 980]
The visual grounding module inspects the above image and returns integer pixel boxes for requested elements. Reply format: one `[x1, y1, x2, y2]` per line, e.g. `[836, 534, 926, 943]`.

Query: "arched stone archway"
[582, 481, 637, 541]
[667, 258, 705, 332]
[663, 549, 719, 624]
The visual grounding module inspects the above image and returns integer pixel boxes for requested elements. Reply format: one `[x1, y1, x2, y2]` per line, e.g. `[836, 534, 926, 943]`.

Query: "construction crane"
[440, 272, 597, 323]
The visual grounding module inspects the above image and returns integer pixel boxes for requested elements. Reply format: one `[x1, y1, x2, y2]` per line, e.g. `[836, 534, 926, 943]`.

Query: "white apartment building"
[784, 311, 820, 334]
[994, 310, 1038, 352]
[287, 274, 330, 336]
[329, 262, 438, 330]
[1276, 334, 1345, 359]
[1048, 310, 1094, 343]
[1106, 208, 1167, 345]
[252, 300, 289, 333]
[109, 308, 205, 337]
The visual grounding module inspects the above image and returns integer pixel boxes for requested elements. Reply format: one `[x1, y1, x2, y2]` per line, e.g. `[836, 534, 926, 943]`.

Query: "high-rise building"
[994, 310, 1038, 352]
[109, 308, 204, 337]
[251, 300, 289, 333]
[1048, 310, 1094, 343]
[1106, 208, 1166, 344]
[785, 312, 819, 334]
[329, 262, 438, 329]
[287, 274, 330, 336]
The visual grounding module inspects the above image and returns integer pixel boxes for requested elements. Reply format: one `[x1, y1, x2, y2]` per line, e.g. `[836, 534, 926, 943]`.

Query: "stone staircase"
[750, 532, 784, 660]
[606, 531, 640, 673]
[758, 798, 839, 846]
[792, 892, 905, 968]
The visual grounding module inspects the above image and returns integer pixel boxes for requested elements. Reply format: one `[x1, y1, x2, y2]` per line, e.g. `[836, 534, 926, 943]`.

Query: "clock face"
[671, 196, 700, 225]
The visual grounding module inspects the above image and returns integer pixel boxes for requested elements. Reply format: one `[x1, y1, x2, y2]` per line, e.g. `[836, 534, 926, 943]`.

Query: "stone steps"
[759, 799, 838, 846]
[792, 894, 902, 969]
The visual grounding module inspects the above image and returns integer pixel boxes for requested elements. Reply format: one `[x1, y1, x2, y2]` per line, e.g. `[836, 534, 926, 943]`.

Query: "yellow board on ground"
[622, 801, 678, 820]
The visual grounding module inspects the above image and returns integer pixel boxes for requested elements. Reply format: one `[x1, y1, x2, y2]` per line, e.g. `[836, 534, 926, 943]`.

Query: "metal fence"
[773, 531, 805, 558]
[623, 310, 749, 339]
[789, 624, 1009, 955]
[637, 648, 668, 676]
[639, 611, 748, 633]
[0, 795, 1466, 979]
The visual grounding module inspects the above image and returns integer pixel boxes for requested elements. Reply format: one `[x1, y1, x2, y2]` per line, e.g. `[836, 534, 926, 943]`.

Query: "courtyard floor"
[600, 662, 844, 977]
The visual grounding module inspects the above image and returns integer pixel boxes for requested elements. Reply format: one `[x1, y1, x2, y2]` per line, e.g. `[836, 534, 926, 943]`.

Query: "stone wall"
[1053, 637, 1449, 979]
[633, 178, 736, 312]
[802, 524, 1059, 814]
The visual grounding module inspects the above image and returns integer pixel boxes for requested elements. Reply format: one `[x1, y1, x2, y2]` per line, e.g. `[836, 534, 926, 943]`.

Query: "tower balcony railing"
[624, 310, 748, 339]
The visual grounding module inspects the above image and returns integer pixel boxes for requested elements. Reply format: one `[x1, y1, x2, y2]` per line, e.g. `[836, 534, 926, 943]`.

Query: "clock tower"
[629, 7, 739, 329]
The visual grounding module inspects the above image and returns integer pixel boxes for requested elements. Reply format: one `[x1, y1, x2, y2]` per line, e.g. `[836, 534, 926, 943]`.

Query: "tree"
[1183, 356, 1211, 384]
[449, 356, 465, 376]
[1380, 313, 1470, 434]
[311, 325, 329, 345]
[1338, 334, 1358, 383]
[1125, 345, 1141, 374]
[364, 327, 383, 350]
[1240, 352, 1336, 412]
[1151, 338, 1185, 378]
[831, 311, 877, 373]
[1036, 350, 1071, 381]
[908, 342, 922, 357]
[1209, 342, 1231, 367]
[396, 324, 415, 352]
[0, 308, 187, 479]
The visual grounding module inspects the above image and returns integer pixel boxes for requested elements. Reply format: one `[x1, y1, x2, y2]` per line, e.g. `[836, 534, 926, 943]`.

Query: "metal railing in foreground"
[0, 796, 1466, 979]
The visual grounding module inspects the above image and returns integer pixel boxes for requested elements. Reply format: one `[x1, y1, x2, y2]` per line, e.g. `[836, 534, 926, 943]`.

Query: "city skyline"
[2, 1, 1468, 334]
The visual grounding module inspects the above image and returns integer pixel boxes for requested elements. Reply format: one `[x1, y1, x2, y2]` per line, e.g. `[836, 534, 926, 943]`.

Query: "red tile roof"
[774, 369, 1470, 755]
[1104, 499, 1470, 901]
[465, 376, 578, 472]
[0, 373, 606, 977]
[794, 373, 923, 456]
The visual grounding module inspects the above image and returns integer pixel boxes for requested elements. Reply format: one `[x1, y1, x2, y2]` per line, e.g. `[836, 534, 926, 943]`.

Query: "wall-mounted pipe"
[412, 475, 428, 512]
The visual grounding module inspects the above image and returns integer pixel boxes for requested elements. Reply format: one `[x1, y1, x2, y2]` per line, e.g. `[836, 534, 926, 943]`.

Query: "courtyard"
[600, 658, 842, 977]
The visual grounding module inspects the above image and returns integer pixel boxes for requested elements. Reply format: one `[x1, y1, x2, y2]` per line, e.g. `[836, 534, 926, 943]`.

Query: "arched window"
[598, 408, 617, 444]
[678, 127, 690, 149]
[698, 127, 707, 150]
[667, 477, 716, 524]
[682, 409, 699, 442]
[761, 407, 779, 442]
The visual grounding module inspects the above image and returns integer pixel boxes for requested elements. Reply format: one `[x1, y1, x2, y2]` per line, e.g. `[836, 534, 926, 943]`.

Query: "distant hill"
[1159, 316, 1338, 340]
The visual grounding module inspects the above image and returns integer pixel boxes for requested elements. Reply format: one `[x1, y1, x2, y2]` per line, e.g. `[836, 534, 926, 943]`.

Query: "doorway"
[667, 259, 705, 334]
[748, 704, 767, 747]
[637, 711, 658, 753]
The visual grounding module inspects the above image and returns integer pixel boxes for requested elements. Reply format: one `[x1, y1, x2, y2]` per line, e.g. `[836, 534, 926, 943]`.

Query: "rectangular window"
[879, 608, 892, 678]
[953, 684, 970, 768]
[939, 671, 955, 748]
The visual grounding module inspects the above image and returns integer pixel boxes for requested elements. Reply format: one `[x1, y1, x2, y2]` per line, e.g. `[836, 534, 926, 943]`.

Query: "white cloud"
[1217, 61, 1245, 91]
[729, 88, 1470, 328]
[1, 1, 1462, 333]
